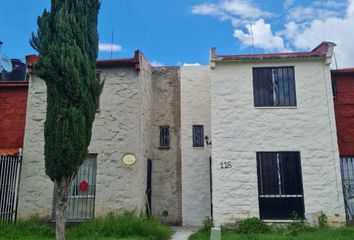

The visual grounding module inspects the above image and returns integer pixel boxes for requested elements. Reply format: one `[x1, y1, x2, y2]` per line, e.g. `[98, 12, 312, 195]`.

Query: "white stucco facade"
[210, 57, 345, 226]
[16, 43, 347, 227]
[180, 66, 211, 226]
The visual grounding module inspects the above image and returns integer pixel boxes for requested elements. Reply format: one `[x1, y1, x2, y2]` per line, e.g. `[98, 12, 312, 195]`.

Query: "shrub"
[318, 212, 328, 228]
[285, 214, 315, 236]
[237, 217, 271, 234]
[67, 212, 172, 240]
[202, 216, 214, 230]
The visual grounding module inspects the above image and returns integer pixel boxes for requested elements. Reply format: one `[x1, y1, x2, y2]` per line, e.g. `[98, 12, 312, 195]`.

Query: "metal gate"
[0, 155, 22, 223]
[341, 157, 354, 222]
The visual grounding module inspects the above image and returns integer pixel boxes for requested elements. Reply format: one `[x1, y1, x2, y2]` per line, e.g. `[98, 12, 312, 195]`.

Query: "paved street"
[171, 227, 198, 240]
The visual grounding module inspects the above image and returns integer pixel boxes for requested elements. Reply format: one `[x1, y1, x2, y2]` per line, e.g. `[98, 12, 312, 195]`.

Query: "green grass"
[189, 227, 354, 240]
[0, 213, 172, 240]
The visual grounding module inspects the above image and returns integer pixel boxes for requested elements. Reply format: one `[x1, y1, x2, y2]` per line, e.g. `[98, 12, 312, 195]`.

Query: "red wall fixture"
[333, 69, 354, 157]
[0, 82, 29, 153]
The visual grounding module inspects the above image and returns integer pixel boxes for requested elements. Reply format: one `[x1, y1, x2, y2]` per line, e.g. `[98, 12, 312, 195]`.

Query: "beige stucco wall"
[180, 66, 211, 226]
[18, 65, 149, 218]
[18, 74, 53, 218]
[151, 67, 182, 224]
[210, 59, 345, 226]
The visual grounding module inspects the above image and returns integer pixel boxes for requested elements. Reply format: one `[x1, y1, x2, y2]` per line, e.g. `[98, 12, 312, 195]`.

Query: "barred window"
[53, 154, 97, 222]
[257, 152, 304, 220]
[253, 67, 296, 107]
[193, 125, 204, 147]
[159, 126, 170, 148]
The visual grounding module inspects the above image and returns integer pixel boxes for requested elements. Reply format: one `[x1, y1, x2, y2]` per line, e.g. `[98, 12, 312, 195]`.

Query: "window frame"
[159, 125, 170, 149]
[256, 151, 305, 220]
[192, 125, 204, 148]
[253, 67, 297, 107]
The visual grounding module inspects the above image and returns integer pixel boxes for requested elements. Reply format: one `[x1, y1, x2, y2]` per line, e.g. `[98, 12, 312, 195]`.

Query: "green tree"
[30, 1, 103, 239]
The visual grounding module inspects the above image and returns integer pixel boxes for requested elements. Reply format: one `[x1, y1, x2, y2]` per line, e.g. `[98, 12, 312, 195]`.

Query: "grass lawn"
[189, 227, 354, 240]
[0, 213, 172, 240]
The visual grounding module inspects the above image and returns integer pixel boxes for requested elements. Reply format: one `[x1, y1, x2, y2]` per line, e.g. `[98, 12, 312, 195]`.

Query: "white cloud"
[191, 0, 354, 68]
[234, 19, 288, 52]
[150, 61, 164, 67]
[182, 63, 201, 66]
[287, 6, 340, 22]
[191, 3, 221, 16]
[282, 0, 354, 67]
[283, 0, 296, 9]
[99, 43, 122, 52]
[222, 0, 272, 19]
[191, 0, 271, 26]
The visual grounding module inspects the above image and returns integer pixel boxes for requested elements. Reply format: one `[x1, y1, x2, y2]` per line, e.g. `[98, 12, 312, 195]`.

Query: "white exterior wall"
[18, 66, 149, 218]
[18, 75, 53, 218]
[181, 66, 211, 226]
[210, 59, 345, 226]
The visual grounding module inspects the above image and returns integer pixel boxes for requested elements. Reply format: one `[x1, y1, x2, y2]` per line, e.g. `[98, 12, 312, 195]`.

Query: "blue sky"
[0, 0, 352, 67]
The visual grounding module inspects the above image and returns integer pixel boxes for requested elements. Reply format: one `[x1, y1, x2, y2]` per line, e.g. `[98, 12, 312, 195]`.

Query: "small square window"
[193, 125, 204, 147]
[159, 126, 170, 148]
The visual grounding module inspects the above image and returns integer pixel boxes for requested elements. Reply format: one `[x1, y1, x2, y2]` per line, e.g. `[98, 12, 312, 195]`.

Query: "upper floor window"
[193, 125, 204, 147]
[253, 67, 296, 107]
[159, 126, 170, 148]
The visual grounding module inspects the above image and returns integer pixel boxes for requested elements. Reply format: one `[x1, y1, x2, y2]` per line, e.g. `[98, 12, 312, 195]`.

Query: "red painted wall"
[0, 82, 29, 150]
[333, 70, 354, 156]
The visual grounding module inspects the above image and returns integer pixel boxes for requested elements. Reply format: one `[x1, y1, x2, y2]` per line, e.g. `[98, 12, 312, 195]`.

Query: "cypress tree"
[30, 1, 103, 239]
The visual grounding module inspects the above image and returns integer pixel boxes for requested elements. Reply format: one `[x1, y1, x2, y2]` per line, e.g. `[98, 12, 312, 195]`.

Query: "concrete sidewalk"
[171, 227, 198, 240]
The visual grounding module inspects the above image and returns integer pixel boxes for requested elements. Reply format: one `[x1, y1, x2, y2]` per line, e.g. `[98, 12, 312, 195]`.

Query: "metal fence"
[0, 155, 22, 223]
[340, 157, 354, 222]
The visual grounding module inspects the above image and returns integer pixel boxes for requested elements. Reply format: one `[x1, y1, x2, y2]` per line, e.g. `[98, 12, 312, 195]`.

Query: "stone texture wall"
[18, 75, 53, 218]
[90, 66, 146, 216]
[180, 66, 211, 226]
[151, 67, 182, 224]
[210, 59, 345, 226]
[18, 65, 148, 218]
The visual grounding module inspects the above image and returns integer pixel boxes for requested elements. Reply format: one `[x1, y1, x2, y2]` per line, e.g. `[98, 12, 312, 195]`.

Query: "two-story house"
[8, 42, 346, 227]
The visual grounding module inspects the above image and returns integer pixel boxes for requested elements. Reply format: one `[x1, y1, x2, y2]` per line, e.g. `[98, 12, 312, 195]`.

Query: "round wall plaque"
[122, 154, 136, 165]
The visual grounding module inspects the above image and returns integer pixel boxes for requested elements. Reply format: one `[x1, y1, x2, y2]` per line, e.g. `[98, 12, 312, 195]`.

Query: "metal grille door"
[340, 157, 354, 222]
[0, 155, 22, 223]
[53, 155, 97, 222]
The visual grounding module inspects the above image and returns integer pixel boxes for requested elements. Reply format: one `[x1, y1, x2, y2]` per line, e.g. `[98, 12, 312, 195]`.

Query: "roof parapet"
[312, 42, 336, 65]
[209, 42, 336, 65]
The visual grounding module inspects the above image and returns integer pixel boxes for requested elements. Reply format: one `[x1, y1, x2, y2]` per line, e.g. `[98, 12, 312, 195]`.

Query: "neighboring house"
[209, 42, 345, 226]
[332, 68, 354, 222]
[0, 64, 28, 222]
[12, 42, 347, 227]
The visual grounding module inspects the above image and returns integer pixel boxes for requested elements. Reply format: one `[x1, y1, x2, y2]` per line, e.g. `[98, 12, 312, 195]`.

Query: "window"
[193, 125, 204, 147]
[159, 126, 170, 148]
[257, 152, 304, 220]
[253, 67, 296, 107]
[53, 155, 97, 221]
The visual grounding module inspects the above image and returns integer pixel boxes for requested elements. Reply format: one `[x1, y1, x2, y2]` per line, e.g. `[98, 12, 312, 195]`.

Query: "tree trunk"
[55, 177, 72, 240]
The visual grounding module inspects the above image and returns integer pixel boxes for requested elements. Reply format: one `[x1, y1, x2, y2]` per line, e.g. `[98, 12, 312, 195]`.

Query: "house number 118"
[220, 161, 232, 169]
